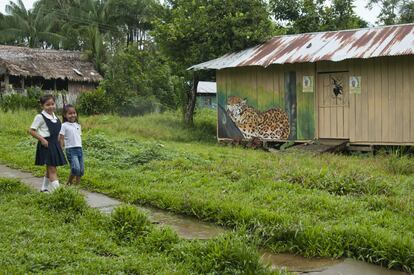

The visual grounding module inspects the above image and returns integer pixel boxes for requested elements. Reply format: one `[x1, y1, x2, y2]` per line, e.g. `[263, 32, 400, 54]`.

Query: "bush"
[144, 227, 179, 252]
[276, 167, 394, 196]
[0, 88, 41, 112]
[384, 154, 414, 175]
[172, 233, 268, 274]
[77, 87, 112, 115]
[41, 187, 87, 215]
[103, 46, 181, 110]
[109, 205, 151, 242]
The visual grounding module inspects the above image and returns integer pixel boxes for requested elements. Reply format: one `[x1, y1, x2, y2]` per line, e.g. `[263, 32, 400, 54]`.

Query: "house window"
[56, 79, 68, 90]
[43, 79, 55, 90]
[9, 75, 22, 89]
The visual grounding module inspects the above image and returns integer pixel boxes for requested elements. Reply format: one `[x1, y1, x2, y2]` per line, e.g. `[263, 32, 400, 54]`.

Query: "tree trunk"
[184, 72, 199, 126]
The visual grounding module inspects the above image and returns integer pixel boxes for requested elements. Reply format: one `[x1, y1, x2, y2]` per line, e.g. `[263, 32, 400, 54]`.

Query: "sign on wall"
[303, 76, 314, 93]
[349, 76, 361, 94]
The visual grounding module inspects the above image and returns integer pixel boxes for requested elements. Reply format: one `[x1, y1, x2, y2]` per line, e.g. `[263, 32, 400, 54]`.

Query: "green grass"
[0, 109, 413, 272]
[0, 178, 277, 274]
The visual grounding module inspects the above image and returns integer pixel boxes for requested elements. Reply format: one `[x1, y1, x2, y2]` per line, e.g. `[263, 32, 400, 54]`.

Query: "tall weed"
[276, 167, 394, 196]
[40, 187, 87, 214]
[0, 178, 30, 194]
[384, 154, 414, 175]
[172, 233, 270, 275]
[109, 205, 151, 242]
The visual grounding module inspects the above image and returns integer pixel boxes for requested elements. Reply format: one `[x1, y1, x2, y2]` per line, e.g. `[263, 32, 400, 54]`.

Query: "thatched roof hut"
[0, 45, 102, 83]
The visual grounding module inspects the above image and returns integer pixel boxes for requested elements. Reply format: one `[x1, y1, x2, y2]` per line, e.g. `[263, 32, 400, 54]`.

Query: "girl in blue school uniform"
[29, 95, 67, 192]
[59, 104, 84, 185]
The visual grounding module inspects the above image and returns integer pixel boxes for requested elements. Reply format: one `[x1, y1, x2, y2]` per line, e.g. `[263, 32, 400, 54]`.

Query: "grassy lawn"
[0, 109, 413, 272]
[0, 177, 274, 274]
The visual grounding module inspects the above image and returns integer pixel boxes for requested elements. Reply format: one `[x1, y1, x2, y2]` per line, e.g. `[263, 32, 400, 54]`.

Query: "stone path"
[0, 164, 409, 275]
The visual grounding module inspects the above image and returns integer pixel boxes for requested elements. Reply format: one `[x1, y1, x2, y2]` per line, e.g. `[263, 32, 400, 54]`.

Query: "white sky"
[0, 0, 381, 25]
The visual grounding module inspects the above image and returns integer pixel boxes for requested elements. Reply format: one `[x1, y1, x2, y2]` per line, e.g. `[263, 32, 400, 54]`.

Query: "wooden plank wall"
[349, 56, 414, 144]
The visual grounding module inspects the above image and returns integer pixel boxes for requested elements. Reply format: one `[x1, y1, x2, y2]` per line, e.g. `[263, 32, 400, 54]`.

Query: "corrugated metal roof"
[190, 23, 414, 70]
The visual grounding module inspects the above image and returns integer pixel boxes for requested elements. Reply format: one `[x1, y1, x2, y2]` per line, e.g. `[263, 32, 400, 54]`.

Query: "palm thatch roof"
[0, 45, 103, 83]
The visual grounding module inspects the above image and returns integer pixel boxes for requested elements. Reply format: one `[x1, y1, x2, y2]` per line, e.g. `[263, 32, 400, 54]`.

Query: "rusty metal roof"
[190, 23, 414, 70]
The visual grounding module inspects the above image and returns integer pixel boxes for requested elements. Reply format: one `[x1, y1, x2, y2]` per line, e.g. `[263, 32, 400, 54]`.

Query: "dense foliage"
[0, 87, 43, 112]
[270, 0, 367, 33]
[152, 0, 276, 123]
[102, 46, 182, 111]
[367, 0, 414, 24]
[76, 87, 112, 115]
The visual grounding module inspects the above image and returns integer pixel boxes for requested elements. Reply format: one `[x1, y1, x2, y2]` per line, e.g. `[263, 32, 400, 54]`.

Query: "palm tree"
[83, 25, 107, 74]
[64, 0, 112, 73]
[0, 0, 63, 48]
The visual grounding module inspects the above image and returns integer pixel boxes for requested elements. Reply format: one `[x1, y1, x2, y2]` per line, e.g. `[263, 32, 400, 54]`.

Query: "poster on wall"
[349, 76, 361, 94]
[303, 76, 314, 93]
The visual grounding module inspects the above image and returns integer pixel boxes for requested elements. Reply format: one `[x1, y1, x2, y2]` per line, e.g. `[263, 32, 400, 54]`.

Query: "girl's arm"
[29, 128, 48, 148]
[59, 134, 65, 149]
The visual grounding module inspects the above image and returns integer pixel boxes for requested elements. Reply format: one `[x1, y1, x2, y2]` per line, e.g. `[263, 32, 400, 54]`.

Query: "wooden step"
[292, 139, 349, 153]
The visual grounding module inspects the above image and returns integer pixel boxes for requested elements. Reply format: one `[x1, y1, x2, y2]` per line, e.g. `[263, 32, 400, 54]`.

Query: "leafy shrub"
[0, 92, 38, 112]
[172, 233, 267, 275]
[41, 187, 87, 215]
[0, 178, 29, 194]
[26, 86, 43, 99]
[77, 87, 112, 115]
[144, 227, 179, 252]
[102, 46, 181, 110]
[276, 167, 394, 196]
[0, 87, 44, 112]
[110, 205, 151, 242]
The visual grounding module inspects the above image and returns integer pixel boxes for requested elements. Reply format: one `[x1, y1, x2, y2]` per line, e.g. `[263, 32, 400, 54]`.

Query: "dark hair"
[62, 104, 79, 123]
[39, 94, 55, 105]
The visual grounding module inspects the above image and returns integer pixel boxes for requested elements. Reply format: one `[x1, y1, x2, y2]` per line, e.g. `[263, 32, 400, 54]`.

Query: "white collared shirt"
[30, 111, 58, 137]
[59, 122, 82, 148]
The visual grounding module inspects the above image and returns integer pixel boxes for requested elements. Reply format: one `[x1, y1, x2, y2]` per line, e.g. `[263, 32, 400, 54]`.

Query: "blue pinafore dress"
[35, 114, 67, 166]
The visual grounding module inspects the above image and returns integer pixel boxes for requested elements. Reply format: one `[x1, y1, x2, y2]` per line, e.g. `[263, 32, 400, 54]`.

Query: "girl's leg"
[41, 167, 49, 192]
[47, 166, 57, 181]
[75, 176, 81, 185]
[77, 149, 84, 186]
[67, 174, 75, 185]
[69, 151, 82, 185]
[47, 166, 60, 192]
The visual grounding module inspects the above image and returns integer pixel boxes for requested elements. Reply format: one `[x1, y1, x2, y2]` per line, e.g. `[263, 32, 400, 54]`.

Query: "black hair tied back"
[39, 94, 55, 105]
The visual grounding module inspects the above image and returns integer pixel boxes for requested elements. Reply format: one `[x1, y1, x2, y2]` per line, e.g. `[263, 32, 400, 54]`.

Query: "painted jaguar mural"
[226, 96, 290, 140]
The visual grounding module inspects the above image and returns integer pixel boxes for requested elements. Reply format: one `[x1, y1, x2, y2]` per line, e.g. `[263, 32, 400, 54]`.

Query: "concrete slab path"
[0, 164, 224, 240]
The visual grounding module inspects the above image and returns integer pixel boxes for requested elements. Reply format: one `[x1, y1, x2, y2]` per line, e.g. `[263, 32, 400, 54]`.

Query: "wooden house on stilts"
[191, 23, 414, 147]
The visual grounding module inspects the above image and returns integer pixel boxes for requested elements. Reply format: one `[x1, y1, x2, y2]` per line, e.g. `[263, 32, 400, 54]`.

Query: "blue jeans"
[66, 147, 84, 176]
